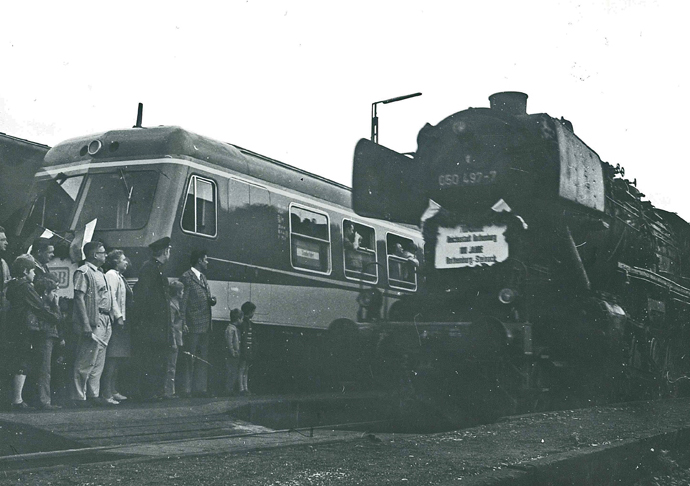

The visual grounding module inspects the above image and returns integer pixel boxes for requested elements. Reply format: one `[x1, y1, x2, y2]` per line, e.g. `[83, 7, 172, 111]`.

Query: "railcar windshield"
[75, 171, 159, 230]
[20, 174, 84, 236]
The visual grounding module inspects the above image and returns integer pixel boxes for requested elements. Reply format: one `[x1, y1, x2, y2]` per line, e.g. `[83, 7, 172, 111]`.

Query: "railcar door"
[248, 184, 272, 318]
[222, 178, 251, 314]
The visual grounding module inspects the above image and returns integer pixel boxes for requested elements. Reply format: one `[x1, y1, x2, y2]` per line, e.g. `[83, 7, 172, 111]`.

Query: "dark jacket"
[133, 258, 170, 346]
[239, 317, 254, 361]
[6, 278, 61, 343]
[33, 300, 62, 339]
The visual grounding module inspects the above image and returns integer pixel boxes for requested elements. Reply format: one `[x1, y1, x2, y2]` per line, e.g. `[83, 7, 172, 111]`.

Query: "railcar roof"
[0, 132, 50, 150]
[44, 125, 352, 208]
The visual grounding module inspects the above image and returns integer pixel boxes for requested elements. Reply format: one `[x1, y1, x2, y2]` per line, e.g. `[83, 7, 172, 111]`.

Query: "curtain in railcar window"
[290, 206, 331, 273]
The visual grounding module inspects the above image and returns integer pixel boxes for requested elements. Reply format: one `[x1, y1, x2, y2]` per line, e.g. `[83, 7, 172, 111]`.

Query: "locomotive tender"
[353, 92, 690, 407]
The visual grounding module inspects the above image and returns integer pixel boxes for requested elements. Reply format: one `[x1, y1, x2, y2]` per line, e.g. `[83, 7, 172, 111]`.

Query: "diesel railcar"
[353, 92, 690, 410]
[7, 125, 422, 390]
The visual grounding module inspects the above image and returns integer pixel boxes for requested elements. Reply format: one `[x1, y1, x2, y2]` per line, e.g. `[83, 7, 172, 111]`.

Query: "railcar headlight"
[498, 287, 517, 304]
[87, 139, 103, 156]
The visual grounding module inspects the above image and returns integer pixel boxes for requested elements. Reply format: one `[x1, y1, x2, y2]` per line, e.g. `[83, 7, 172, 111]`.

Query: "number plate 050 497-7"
[439, 171, 497, 188]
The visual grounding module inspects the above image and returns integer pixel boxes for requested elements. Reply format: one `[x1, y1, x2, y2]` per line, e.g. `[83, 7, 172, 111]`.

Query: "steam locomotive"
[352, 92, 690, 411]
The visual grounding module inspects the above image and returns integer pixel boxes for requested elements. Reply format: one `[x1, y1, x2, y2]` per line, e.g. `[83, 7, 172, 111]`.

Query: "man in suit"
[132, 237, 172, 400]
[180, 249, 216, 397]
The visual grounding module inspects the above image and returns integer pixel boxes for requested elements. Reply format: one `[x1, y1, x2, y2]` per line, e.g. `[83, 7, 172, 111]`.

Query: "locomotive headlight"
[498, 287, 517, 304]
[452, 121, 467, 134]
[87, 139, 103, 156]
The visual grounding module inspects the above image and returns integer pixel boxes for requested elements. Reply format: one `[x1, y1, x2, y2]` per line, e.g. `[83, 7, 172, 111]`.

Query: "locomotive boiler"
[353, 92, 690, 410]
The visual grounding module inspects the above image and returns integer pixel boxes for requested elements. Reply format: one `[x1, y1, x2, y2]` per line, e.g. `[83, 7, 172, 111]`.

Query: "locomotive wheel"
[523, 358, 555, 413]
[371, 333, 417, 391]
[326, 319, 363, 389]
[661, 339, 687, 398]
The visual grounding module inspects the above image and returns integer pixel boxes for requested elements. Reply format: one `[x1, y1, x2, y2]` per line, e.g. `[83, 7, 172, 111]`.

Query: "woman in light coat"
[101, 250, 132, 404]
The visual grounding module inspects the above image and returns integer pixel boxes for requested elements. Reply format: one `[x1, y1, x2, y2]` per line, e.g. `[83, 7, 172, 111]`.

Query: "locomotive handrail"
[618, 262, 690, 300]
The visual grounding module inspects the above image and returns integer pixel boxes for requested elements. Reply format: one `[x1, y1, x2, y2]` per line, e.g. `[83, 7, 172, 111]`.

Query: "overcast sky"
[2, 1, 688, 219]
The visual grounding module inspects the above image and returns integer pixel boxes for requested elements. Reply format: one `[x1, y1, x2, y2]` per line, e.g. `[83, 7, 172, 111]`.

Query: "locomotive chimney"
[489, 92, 528, 116]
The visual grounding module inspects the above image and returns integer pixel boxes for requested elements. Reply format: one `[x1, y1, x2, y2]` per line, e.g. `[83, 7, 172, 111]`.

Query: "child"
[165, 281, 186, 399]
[31, 275, 64, 409]
[224, 308, 241, 395]
[238, 301, 256, 396]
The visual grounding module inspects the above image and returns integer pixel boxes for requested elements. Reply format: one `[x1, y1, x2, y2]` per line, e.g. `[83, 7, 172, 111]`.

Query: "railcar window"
[181, 175, 217, 237]
[290, 205, 331, 274]
[343, 219, 377, 282]
[20, 175, 85, 237]
[386, 233, 418, 291]
[77, 171, 158, 230]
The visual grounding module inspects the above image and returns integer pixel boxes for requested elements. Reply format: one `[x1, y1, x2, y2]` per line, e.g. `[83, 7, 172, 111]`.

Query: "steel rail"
[0, 418, 393, 471]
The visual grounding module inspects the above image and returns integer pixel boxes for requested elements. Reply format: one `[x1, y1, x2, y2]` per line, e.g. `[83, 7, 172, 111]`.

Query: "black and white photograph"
[1, 1, 689, 484]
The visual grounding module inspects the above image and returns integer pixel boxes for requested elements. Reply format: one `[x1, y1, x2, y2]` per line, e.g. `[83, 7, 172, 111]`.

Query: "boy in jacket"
[224, 308, 241, 396]
[6, 255, 61, 410]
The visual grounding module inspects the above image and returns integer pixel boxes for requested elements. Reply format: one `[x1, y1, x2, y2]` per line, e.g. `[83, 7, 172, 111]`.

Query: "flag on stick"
[69, 219, 98, 262]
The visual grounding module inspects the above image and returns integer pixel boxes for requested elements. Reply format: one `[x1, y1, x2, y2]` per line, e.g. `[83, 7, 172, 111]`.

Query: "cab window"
[181, 175, 217, 237]
[290, 205, 331, 274]
[77, 171, 158, 230]
[343, 219, 377, 282]
[22, 175, 84, 235]
[386, 233, 418, 291]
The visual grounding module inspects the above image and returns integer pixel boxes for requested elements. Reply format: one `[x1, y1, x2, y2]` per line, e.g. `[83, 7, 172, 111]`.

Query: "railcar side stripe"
[206, 257, 373, 292]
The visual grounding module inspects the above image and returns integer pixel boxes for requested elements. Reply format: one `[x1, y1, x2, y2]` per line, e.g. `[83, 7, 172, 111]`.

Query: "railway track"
[0, 392, 393, 473]
[3, 396, 690, 484]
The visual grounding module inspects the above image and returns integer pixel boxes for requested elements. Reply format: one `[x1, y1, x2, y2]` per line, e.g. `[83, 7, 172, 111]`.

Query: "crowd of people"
[0, 227, 257, 411]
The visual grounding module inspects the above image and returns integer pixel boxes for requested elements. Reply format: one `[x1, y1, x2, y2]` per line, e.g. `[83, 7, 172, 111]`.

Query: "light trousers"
[164, 346, 180, 397]
[71, 315, 111, 400]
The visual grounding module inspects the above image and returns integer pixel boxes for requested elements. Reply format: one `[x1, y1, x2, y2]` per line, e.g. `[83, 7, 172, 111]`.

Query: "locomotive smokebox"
[489, 92, 528, 116]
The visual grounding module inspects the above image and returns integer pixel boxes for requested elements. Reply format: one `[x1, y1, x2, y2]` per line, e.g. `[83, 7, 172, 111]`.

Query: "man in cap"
[71, 241, 112, 405]
[132, 236, 172, 400]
